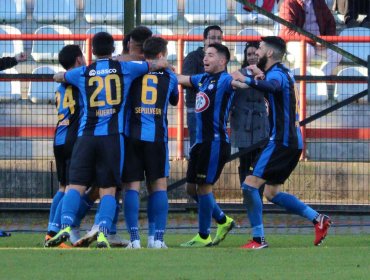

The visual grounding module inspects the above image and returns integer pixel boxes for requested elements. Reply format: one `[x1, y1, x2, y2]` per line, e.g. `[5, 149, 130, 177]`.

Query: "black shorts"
[186, 141, 231, 185]
[69, 134, 124, 188]
[121, 137, 169, 182]
[251, 141, 302, 185]
[53, 140, 75, 186]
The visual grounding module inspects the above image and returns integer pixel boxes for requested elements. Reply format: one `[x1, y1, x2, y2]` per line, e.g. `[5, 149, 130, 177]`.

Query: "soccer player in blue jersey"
[232, 36, 332, 249]
[177, 43, 236, 247]
[45, 45, 85, 248]
[45, 32, 169, 248]
[122, 37, 179, 249]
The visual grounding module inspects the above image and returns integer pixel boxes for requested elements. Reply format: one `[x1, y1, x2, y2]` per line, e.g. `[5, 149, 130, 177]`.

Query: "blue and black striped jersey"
[64, 58, 149, 136]
[54, 83, 81, 146]
[263, 63, 303, 149]
[190, 71, 234, 143]
[124, 68, 178, 142]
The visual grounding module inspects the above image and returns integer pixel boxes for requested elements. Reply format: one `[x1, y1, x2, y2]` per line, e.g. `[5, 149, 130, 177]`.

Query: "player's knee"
[263, 187, 278, 202]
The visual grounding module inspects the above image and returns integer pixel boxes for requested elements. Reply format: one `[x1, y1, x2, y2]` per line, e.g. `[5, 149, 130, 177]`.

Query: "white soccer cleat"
[147, 235, 155, 248]
[69, 228, 81, 245]
[153, 240, 168, 249]
[107, 234, 130, 247]
[73, 224, 99, 247]
[126, 239, 141, 249]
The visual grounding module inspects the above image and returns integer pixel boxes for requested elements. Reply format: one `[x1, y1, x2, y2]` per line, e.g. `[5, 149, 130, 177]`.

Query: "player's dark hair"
[143, 37, 168, 59]
[130, 26, 153, 47]
[122, 33, 131, 54]
[92, 32, 114, 56]
[58, 44, 83, 70]
[203, 25, 223, 39]
[208, 43, 230, 63]
[261, 36, 286, 60]
[242, 41, 259, 68]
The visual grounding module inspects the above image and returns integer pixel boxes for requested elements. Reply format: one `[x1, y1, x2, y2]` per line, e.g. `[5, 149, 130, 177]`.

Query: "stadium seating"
[0, 25, 24, 57]
[149, 26, 177, 60]
[32, 0, 77, 23]
[184, 0, 227, 24]
[141, 0, 178, 24]
[31, 25, 73, 62]
[0, 68, 21, 102]
[84, 0, 124, 24]
[0, 0, 26, 23]
[183, 26, 206, 57]
[292, 67, 328, 104]
[28, 66, 62, 104]
[85, 25, 123, 58]
[338, 27, 370, 62]
[334, 66, 368, 103]
[234, 27, 273, 63]
[234, 0, 276, 25]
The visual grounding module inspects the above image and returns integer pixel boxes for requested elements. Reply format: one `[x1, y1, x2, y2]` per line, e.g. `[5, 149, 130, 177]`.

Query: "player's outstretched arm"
[231, 79, 249, 89]
[176, 74, 192, 87]
[147, 57, 169, 72]
[53, 72, 66, 83]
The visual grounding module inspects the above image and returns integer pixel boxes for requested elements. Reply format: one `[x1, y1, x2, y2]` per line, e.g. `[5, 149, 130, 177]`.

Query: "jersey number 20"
[89, 74, 122, 107]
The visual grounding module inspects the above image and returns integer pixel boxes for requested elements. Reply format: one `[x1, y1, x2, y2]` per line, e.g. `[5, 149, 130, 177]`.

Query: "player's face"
[245, 46, 258, 65]
[203, 47, 224, 74]
[256, 42, 268, 70]
[204, 29, 223, 49]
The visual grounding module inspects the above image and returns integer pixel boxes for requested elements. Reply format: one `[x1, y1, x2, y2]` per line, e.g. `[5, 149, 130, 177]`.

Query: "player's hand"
[231, 79, 249, 89]
[247, 65, 263, 77]
[231, 70, 246, 82]
[15, 52, 27, 62]
[53, 71, 66, 83]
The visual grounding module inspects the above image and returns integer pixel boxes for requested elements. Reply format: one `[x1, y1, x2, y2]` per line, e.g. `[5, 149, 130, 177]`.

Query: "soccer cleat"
[44, 234, 71, 249]
[314, 214, 332, 246]
[96, 232, 111, 249]
[44, 227, 71, 248]
[153, 240, 168, 249]
[147, 235, 155, 248]
[107, 234, 130, 247]
[180, 234, 213, 248]
[240, 240, 269, 250]
[69, 228, 81, 246]
[126, 240, 141, 249]
[212, 215, 235, 246]
[73, 225, 99, 247]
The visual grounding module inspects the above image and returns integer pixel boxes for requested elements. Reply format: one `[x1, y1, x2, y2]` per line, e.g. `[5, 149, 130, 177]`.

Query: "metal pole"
[299, 39, 307, 159]
[124, 0, 135, 34]
[136, 0, 141, 26]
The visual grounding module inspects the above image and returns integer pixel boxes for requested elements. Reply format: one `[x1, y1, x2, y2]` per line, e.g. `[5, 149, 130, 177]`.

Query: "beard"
[257, 55, 267, 70]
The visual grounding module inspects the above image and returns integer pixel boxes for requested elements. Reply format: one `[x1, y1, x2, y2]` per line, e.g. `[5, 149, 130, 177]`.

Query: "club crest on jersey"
[195, 92, 210, 112]
[208, 84, 214, 90]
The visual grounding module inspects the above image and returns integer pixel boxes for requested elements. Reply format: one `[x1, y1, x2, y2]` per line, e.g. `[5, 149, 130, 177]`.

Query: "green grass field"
[0, 233, 369, 280]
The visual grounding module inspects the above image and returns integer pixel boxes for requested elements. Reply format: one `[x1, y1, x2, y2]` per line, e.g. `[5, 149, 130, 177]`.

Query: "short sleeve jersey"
[265, 63, 303, 149]
[190, 71, 234, 143]
[124, 68, 179, 142]
[54, 83, 81, 146]
[64, 59, 148, 136]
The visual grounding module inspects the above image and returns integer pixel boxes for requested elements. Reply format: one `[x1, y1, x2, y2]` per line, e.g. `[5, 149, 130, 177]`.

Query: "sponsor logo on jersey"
[89, 68, 117, 76]
[195, 92, 210, 112]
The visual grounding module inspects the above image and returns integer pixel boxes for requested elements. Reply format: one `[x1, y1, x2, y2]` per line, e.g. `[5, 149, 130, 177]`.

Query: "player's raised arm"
[53, 71, 66, 83]
[176, 74, 192, 88]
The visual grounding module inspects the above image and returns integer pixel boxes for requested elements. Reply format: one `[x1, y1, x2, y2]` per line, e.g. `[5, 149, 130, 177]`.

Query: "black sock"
[199, 232, 209, 239]
[47, 231, 57, 237]
[217, 216, 227, 225]
[253, 237, 265, 244]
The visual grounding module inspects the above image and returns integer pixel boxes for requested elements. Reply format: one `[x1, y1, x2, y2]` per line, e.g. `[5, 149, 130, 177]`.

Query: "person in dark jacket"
[230, 42, 269, 192]
[0, 52, 26, 71]
[279, 0, 342, 76]
[182, 25, 223, 150]
[333, 0, 370, 28]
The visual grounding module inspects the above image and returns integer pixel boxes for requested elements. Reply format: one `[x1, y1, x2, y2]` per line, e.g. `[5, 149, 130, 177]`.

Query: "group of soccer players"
[44, 24, 331, 250]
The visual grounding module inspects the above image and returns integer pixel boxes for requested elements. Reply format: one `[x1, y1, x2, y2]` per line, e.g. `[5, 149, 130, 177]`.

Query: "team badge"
[208, 84, 214, 90]
[195, 92, 210, 112]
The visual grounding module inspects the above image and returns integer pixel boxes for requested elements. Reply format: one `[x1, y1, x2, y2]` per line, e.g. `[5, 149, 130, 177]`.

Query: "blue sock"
[73, 194, 95, 228]
[48, 191, 64, 231]
[147, 193, 155, 237]
[61, 189, 81, 228]
[242, 183, 264, 238]
[271, 192, 319, 221]
[192, 194, 225, 224]
[110, 198, 120, 234]
[98, 195, 116, 236]
[124, 190, 140, 241]
[94, 203, 101, 226]
[49, 197, 63, 233]
[198, 193, 215, 237]
[152, 191, 168, 242]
